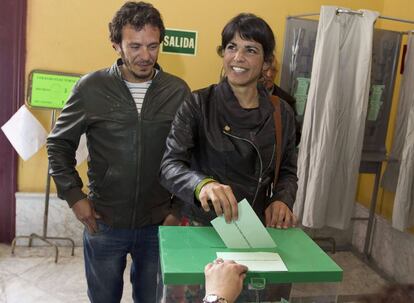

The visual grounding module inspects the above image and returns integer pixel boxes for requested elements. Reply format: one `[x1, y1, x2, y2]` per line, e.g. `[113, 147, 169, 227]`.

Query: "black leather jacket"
[160, 80, 297, 224]
[47, 60, 191, 228]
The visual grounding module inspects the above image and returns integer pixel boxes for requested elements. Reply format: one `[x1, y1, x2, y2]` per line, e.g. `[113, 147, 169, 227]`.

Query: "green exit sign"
[162, 28, 198, 56]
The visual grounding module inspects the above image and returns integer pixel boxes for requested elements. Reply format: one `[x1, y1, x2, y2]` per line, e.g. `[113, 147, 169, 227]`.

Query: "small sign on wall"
[162, 28, 198, 56]
[27, 70, 81, 109]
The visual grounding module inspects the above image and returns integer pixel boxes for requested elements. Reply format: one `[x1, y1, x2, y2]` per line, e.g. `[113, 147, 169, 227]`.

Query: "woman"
[160, 13, 297, 229]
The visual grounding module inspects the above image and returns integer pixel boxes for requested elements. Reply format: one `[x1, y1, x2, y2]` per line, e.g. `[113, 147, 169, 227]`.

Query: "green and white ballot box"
[158, 226, 343, 302]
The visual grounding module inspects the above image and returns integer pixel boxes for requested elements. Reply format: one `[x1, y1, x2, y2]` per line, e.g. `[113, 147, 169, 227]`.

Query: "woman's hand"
[265, 201, 297, 228]
[199, 182, 238, 223]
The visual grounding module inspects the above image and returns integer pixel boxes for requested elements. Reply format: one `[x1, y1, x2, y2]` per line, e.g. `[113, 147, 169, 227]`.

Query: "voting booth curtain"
[390, 33, 414, 231]
[381, 35, 414, 193]
[294, 6, 379, 229]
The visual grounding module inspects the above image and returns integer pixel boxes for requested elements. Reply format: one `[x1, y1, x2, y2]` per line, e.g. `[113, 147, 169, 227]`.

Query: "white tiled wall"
[15, 192, 83, 246]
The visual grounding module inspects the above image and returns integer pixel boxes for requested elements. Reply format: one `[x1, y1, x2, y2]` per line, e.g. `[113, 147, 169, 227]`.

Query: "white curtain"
[392, 33, 414, 232]
[381, 34, 414, 193]
[294, 6, 379, 229]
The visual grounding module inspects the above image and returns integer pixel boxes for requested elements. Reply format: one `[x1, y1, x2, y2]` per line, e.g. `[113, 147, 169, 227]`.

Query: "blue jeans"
[83, 221, 161, 303]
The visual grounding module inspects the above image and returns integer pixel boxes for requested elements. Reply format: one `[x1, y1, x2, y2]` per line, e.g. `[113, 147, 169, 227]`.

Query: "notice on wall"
[1, 105, 48, 160]
[162, 28, 198, 56]
[27, 70, 81, 110]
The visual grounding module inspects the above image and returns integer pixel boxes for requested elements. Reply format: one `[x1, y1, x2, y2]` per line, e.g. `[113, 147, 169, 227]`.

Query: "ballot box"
[158, 226, 343, 303]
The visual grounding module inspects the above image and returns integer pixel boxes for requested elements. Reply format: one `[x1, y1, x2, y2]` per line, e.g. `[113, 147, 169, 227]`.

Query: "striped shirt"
[124, 70, 158, 114]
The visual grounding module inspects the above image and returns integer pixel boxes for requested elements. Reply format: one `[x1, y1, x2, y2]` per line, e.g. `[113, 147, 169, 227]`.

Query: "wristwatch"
[203, 294, 228, 303]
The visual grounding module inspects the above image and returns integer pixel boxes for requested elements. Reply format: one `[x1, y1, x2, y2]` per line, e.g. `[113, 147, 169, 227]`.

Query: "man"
[47, 2, 190, 302]
[262, 60, 296, 109]
[262, 60, 301, 145]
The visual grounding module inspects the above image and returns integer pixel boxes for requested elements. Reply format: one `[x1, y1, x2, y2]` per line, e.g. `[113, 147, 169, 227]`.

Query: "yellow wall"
[26, 0, 414, 231]
[21, 0, 385, 193]
[25, 0, 414, 232]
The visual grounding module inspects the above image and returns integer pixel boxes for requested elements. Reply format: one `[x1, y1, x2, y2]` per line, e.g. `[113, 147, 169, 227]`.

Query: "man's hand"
[204, 259, 247, 303]
[71, 198, 101, 233]
[265, 200, 297, 228]
[199, 182, 238, 223]
[162, 213, 181, 226]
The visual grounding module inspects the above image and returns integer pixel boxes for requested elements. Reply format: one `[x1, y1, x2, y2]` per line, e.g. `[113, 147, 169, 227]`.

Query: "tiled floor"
[0, 244, 388, 303]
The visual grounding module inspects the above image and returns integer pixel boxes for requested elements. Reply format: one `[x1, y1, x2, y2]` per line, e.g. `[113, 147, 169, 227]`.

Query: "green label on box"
[162, 28, 197, 56]
[28, 71, 81, 109]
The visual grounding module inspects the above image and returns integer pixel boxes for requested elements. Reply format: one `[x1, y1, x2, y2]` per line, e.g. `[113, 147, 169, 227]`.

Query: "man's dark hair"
[109, 1, 165, 44]
[217, 13, 275, 63]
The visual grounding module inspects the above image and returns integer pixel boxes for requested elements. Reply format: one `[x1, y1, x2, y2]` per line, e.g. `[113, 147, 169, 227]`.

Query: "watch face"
[205, 294, 219, 302]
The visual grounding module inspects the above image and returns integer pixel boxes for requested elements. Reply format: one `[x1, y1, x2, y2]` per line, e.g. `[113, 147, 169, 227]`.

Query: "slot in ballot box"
[158, 226, 343, 303]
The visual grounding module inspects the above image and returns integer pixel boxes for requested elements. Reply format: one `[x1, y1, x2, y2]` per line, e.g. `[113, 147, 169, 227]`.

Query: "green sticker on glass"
[295, 77, 311, 96]
[27, 70, 81, 109]
[367, 84, 385, 121]
[293, 77, 311, 116]
[248, 277, 266, 290]
[369, 84, 385, 104]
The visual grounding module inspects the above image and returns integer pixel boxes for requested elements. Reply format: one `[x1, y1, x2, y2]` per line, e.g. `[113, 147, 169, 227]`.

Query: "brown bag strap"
[269, 95, 282, 186]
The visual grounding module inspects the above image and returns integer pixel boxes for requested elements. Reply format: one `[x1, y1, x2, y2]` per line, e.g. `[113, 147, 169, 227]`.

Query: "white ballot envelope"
[211, 199, 287, 272]
[217, 251, 287, 272]
[211, 199, 276, 248]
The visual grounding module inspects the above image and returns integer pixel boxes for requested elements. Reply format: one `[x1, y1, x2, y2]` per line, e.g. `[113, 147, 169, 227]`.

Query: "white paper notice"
[1, 105, 48, 160]
[217, 252, 288, 272]
[75, 134, 88, 166]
